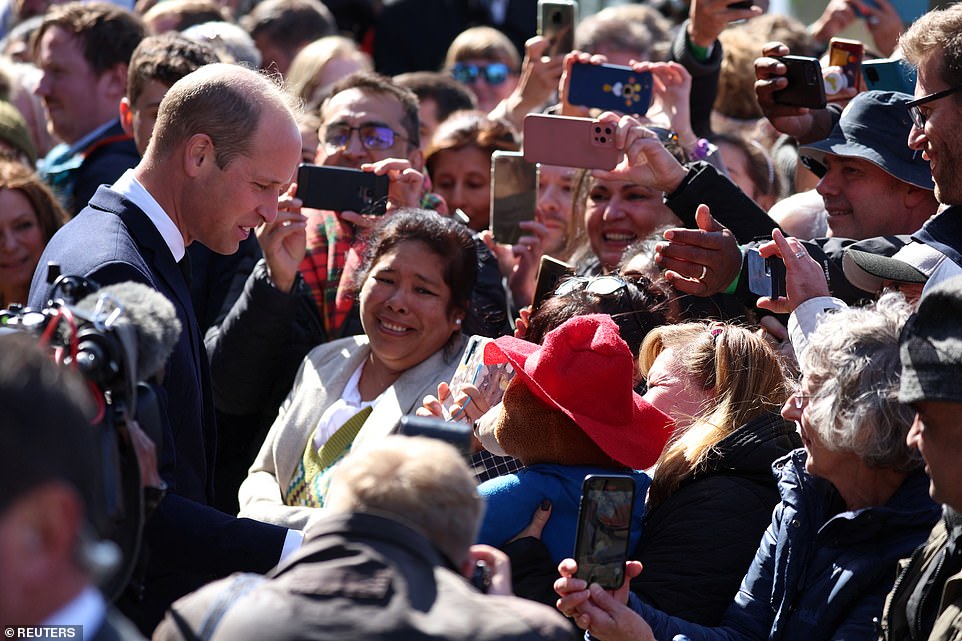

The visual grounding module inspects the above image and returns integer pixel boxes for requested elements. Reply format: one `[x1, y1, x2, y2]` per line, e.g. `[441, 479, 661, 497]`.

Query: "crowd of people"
[1, 0, 962, 639]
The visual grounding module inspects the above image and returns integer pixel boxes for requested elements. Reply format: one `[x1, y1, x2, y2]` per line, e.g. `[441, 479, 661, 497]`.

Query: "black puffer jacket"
[631, 411, 801, 625]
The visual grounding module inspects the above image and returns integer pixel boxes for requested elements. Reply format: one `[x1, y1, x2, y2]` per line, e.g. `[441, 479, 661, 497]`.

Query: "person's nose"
[602, 200, 625, 222]
[0, 228, 15, 251]
[385, 285, 409, 313]
[907, 122, 927, 153]
[258, 190, 281, 225]
[538, 186, 560, 214]
[815, 170, 838, 197]
[780, 394, 801, 424]
[906, 413, 922, 450]
[34, 71, 51, 97]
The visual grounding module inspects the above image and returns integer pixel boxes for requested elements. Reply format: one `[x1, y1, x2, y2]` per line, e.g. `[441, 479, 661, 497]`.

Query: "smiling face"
[359, 240, 462, 376]
[430, 145, 491, 231]
[184, 106, 302, 254]
[0, 189, 44, 305]
[908, 53, 962, 206]
[318, 88, 416, 169]
[585, 177, 679, 270]
[642, 347, 712, 432]
[35, 27, 122, 145]
[815, 155, 919, 239]
[536, 164, 576, 255]
[781, 377, 858, 481]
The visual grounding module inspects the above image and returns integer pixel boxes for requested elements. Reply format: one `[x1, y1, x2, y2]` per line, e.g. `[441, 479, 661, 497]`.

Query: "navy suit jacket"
[29, 186, 288, 633]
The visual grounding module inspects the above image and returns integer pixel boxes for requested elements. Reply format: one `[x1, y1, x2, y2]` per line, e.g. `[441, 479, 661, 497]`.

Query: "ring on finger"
[794, 250, 806, 258]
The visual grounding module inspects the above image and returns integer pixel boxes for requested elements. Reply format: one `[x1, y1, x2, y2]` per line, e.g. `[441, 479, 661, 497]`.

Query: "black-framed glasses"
[906, 84, 962, 129]
[323, 123, 406, 151]
[451, 62, 510, 86]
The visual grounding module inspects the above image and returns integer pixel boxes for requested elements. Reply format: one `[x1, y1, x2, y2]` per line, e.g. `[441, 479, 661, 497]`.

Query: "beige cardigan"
[238, 334, 464, 529]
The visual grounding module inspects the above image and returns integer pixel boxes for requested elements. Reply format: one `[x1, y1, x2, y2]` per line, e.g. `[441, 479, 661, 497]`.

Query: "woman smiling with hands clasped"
[238, 211, 473, 528]
[554, 234, 942, 641]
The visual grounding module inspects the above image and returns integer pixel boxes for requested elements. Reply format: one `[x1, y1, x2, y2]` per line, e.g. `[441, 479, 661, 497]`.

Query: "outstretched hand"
[654, 204, 742, 296]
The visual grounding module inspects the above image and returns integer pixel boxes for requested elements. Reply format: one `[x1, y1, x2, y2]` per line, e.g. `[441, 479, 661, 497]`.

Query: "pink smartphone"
[522, 114, 622, 171]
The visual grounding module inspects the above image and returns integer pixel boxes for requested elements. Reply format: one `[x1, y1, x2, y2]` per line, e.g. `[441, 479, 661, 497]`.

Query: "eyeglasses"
[451, 62, 510, 86]
[906, 84, 962, 129]
[554, 274, 629, 297]
[790, 379, 813, 410]
[323, 123, 406, 151]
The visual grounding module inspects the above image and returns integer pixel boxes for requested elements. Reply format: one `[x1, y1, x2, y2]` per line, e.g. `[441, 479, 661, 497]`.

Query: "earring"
[455, 318, 462, 326]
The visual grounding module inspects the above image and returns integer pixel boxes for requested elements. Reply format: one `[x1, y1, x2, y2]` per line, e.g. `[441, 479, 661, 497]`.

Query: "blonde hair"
[286, 35, 372, 109]
[443, 26, 521, 72]
[639, 322, 788, 509]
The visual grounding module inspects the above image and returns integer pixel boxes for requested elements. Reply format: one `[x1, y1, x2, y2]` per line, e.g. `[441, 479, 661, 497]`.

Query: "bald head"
[149, 63, 298, 168]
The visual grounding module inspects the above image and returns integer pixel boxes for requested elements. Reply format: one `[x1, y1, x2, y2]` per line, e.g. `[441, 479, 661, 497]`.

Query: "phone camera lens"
[604, 126, 613, 135]
[598, 136, 607, 143]
[551, 10, 562, 23]
[594, 125, 601, 133]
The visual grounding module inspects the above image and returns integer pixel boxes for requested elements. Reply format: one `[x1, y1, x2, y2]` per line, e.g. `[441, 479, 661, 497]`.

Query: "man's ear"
[183, 133, 214, 177]
[905, 184, 936, 211]
[119, 97, 134, 137]
[103, 63, 129, 102]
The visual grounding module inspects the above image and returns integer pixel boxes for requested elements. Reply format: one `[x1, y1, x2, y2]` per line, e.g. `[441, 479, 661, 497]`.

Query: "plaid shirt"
[299, 209, 358, 337]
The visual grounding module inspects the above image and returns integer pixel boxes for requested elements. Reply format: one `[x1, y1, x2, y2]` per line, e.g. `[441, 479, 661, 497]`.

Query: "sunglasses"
[554, 274, 653, 339]
[906, 84, 962, 129]
[451, 62, 510, 86]
[323, 123, 406, 151]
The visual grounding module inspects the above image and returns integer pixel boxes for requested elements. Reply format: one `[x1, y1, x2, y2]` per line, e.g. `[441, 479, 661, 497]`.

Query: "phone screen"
[442, 336, 515, 421]
[574, 475, 635, 589]
[490, 151, 537, 246]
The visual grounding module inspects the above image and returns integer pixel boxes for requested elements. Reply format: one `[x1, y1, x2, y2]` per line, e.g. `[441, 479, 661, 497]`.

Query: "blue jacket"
[630, 449, 940, 641]
[477, 464, 650, 565]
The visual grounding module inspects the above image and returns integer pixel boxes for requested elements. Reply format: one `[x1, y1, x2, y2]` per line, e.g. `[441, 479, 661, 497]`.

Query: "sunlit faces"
[0, 189, 45, 305]
[318, 88, 415, 169]
[122, 78, 170, 156]
[35, 26, 123, 144]
[908, 54, 962, 206]
[815, 155, 918, 239]
[907, 400, 962, 509]
[642, 347, 713, 432]
[584, 176, 679, 270]
[359, 240, 462, 375]
[536, 164, 576, 255]
[453, 57, 516, 113]
[430, 145, 491, 231]
[781, 377, 858, 481]
[184, 107, 302, 254]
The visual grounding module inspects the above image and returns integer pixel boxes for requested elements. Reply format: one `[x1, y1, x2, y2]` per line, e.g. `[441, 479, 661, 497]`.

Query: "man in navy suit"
[28, 62, 304, 635]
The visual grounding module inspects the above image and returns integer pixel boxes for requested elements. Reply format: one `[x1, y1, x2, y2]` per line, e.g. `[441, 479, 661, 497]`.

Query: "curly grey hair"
[800, 292, 921, 472]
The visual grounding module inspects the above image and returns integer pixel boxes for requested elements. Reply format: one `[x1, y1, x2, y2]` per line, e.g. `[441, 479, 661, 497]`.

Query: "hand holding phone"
[490, 151, 537, 246]
[826, 37, 863, 100]
[573, 474, 636, 589]
[538, 0, 578, 58]
[523, 114, 622, 170]
[746, 247, 786, 299]
[567, 62, 654, 115]
[771, 56, 827, 109]
[296, 164, 389, 214]
[442, 336, 515, 421]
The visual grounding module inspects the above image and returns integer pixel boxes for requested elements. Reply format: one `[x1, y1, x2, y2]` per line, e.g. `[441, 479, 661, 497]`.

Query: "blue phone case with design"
[568, 62, 653, 115]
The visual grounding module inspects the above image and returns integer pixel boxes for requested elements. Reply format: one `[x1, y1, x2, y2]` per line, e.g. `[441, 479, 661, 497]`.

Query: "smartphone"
[490, 151, 537, 246]
[862, 58, 917, 94]
[568, 62, 654, 115]
[852, 0, 929, 27]
[827, 37, 864, 97]
[573, 474, 636, 590]
[398, 415, 472, 458]
[727, 0, 754, 8]
[746, 247, 787, 299]
[772, 55, 827, 109]
[442, 335, 515, 421]
[523, 114, 622, 171]
[538, 0, 577, 58]
[531, 254, 575, 312]
[296, 163, 389, 215]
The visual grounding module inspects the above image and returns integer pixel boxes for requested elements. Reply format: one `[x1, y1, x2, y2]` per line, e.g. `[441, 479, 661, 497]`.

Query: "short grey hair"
[324, 435, 484, 567]
[801, 292, 921, 471]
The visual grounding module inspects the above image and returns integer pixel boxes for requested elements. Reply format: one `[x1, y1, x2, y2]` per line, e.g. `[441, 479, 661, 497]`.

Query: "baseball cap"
[899, 275, 962, 404]
[843, 238, 945, 293]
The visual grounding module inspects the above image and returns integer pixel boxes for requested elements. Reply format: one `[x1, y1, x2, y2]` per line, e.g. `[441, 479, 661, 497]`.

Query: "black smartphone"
[573, 474, 636, 590]
[746, 247, 787, 299]
[296, 163, 389, 215]
[490, 151, 537, 246]
[772, 55, 827, 110]
[398, 415, 473, 458]
[568, 62, 654, 115]
[532, 254, 574, 312]
[538, 0, 578, 58]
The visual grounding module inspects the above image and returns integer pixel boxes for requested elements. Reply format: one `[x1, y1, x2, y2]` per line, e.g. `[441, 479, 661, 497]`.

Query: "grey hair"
[800, 292, 921, 471]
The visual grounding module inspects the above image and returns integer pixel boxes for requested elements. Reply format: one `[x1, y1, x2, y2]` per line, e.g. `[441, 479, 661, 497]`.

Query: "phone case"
[490, 151, 537, 246]
[442, 336, 515, 421]
[296, 164, 389, 215]
[538, 0, 577, 58]
[746, 248, 786, 299]
[772, 56, 827, 109]
[862, 58, 917, 94]
[568, 62, 653, 114]
[828, 38, 864, 96]
[574, 474, 636, 590]
[532, 255, 575, 312]
[523, 114, 622, 171]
